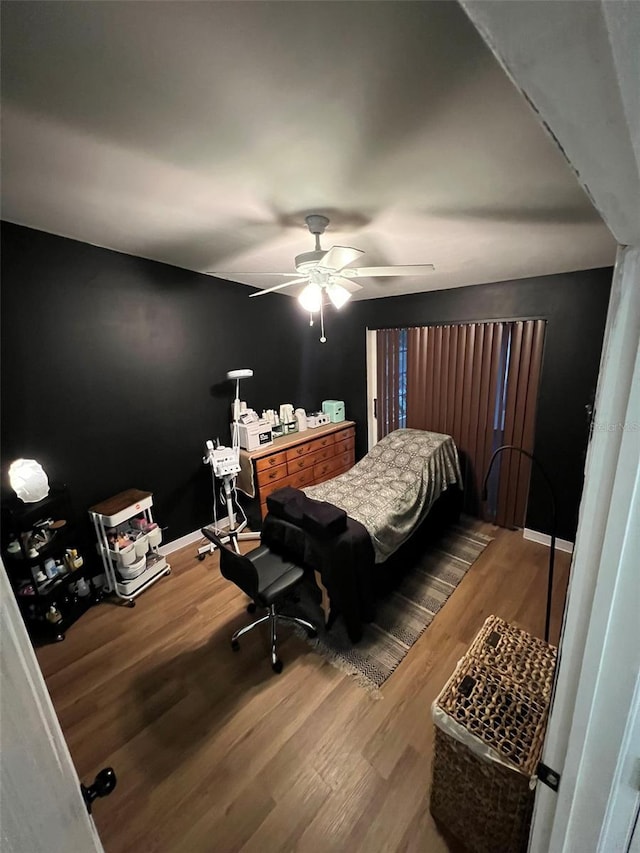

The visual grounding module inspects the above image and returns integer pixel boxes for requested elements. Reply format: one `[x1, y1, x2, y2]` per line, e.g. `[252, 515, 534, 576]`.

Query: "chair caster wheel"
[231, 639, 240, 652]
[198, 554, 206, 561]
[272, 659, 283, 674]
[127, 600, 136, 608]
[308, 628, 318, 639]
[247, 602, 256, 614]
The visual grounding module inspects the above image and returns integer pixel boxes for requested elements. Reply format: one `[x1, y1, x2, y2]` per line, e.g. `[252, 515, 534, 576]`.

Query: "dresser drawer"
[259, 466, 316, 500]
[313, 450, 354, 481]
[314, 459, 354, 486]
[334, 434, 355, 455]
[335, 448, 355, 470]
[336, 426, 355, 442]
[285, 433, 335, 462]
[286, 445, 333, 474]
[256, 462, 288, 487]
[255, 450, 288, 473]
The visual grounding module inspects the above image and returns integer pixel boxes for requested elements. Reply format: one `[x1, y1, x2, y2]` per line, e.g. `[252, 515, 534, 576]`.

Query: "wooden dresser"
[239, 421, 355, 519]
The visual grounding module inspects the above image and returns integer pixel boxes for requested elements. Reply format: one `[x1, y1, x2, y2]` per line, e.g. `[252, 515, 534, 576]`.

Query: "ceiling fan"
[208, 214, 435, 342]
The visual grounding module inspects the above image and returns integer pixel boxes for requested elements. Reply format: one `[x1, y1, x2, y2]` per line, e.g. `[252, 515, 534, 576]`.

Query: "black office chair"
[201, 528, 317, 673]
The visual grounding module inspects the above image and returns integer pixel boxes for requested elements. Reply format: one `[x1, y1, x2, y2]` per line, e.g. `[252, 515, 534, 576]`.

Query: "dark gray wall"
[0, 223, 328, 545]
[1, 222, 611, 545]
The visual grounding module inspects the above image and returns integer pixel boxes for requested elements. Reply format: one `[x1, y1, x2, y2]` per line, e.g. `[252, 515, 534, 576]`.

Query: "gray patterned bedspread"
[303, 429, 462, 563]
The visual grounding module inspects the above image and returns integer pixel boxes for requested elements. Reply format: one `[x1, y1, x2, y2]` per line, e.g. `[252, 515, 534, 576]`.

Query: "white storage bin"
[119, 553, 146, 580]
[110, 543, 136, 567]
[147, 527, 162, 548]
[133, 533, 149, 558]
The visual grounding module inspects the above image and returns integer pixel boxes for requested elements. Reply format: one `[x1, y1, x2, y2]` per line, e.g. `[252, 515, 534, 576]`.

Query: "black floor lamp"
[482, 445, 557, 644]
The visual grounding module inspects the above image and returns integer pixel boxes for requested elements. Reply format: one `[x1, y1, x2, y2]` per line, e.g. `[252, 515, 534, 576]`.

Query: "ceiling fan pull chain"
[320, 301, 326, 343]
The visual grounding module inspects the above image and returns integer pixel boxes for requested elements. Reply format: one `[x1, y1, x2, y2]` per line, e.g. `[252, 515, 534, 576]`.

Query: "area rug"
[297, 518, 493, 692]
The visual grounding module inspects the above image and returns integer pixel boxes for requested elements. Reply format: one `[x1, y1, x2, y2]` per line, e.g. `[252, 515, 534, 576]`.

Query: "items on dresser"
[321, 400, 346, 423]
[238, 421, 356, 519]
[306, 411, 330, 428]
[236, 419, 273, 451]
[89, 489, 170, 606]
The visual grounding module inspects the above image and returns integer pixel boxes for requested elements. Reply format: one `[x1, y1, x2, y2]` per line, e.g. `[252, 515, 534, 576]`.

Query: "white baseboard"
[159, 529, 205, 557]
[523, 528, 574, 554]
[159, 515, 248, 557]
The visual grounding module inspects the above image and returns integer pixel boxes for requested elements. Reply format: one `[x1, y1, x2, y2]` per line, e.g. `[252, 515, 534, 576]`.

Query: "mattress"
[303, 428, 462, 563]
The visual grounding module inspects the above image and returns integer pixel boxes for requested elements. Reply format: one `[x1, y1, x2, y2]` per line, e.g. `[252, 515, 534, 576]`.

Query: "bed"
[261, 429, 463, 641]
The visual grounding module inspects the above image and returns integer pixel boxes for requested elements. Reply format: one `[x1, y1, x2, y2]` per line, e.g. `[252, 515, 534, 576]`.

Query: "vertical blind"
[376, 328, 404, 440]
[377, 320, 545, 529]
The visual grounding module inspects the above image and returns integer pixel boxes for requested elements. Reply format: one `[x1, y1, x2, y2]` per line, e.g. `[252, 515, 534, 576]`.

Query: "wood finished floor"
[36, 525, 570, 853]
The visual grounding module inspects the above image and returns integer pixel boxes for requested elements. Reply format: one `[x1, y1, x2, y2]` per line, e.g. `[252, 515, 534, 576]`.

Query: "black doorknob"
[81, 767, 117, 813]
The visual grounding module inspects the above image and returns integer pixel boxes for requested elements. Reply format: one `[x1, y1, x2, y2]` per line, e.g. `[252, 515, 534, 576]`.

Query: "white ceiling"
[0, 1, 616, 300]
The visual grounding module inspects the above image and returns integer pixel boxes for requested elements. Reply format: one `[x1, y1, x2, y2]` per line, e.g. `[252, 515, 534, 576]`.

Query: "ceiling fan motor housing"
[295, 250, 328, 273]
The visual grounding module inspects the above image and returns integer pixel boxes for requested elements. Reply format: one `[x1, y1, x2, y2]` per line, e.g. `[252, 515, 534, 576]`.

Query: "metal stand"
[198, 446, 260, 560]
[482, 445, 556, 643]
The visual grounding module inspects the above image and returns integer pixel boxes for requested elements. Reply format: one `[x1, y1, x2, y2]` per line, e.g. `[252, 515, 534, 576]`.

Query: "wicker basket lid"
[433, 654, 549, 778]
[466, 615, 557, 701]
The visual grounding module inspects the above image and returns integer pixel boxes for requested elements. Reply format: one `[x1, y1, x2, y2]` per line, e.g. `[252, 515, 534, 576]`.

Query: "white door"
[0, 558, 105, 852]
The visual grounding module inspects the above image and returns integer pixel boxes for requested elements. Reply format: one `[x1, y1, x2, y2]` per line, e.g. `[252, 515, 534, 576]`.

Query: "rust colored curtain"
[405, 320, 545, 527]
[495, 320, 546, 528]
[376, 328, 403, 441]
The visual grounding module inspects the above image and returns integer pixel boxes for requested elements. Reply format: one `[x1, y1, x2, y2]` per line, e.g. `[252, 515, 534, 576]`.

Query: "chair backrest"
[201, 529, 259, 600]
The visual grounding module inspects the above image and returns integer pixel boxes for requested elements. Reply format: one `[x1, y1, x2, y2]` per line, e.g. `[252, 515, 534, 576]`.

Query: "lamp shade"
[298, 283, 323, 313]
[9, 458, 50, 503]
[327, 282, 351, 309]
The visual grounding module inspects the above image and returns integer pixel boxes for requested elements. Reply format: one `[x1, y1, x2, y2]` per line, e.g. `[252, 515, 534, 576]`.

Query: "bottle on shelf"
[46, 604, 63, 625]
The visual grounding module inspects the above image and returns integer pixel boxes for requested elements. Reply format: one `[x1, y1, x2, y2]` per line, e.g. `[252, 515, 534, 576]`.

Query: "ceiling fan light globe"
[298, 283, 322, 313]
[327, 283, 351, 309]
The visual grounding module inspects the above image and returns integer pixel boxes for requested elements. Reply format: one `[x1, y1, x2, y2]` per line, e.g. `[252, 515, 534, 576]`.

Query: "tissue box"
[322, 400, 345, 423]
[234, 420, 273, 451]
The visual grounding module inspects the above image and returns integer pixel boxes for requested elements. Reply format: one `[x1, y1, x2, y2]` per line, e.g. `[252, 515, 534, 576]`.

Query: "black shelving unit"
[1, 485, 100, 643]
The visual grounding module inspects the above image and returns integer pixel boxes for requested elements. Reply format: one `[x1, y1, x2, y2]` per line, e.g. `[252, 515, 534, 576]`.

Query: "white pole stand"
[197, 476, 260, 559]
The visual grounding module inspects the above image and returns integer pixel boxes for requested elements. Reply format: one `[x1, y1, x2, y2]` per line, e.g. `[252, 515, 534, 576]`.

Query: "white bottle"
[76, 578, 90, 598]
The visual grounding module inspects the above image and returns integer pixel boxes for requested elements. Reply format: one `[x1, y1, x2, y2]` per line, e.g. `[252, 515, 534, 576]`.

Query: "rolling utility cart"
[89, 489, 170, 606]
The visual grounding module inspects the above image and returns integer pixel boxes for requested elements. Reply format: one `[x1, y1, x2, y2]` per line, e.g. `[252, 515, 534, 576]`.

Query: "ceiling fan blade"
[319, 246, 364, 273]
[342, 264, 435, 278]
[331, 275, 363, 292]
[248, 277, 309, 297]
[206, 271, 302, 277]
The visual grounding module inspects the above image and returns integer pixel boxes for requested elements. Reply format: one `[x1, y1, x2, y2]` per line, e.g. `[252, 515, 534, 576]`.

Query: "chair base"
[231, 604, 317, 673]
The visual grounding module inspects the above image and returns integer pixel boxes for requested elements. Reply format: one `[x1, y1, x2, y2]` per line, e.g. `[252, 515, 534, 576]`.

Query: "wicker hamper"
[430, 617, 557, 853]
